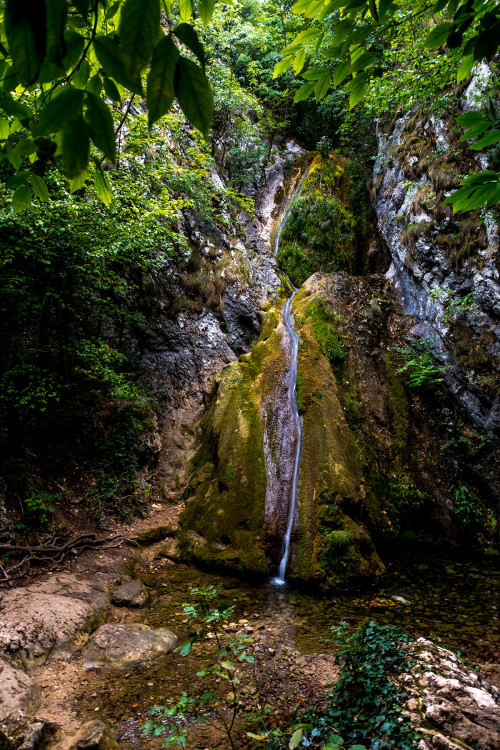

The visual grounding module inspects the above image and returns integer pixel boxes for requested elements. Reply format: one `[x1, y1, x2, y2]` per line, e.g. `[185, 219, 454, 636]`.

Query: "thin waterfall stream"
[268, 168, 310, 586]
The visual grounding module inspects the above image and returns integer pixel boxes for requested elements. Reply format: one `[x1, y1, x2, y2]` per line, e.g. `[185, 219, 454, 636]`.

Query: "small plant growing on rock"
[392, 338, 451, 388]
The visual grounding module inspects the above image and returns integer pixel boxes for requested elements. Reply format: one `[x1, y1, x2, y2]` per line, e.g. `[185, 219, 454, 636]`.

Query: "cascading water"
[267, 168, 309, 586]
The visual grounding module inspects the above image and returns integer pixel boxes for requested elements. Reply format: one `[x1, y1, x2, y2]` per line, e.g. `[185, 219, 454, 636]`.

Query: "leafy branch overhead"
[0, 0, 225, 205]
[273, 0, 500, 211]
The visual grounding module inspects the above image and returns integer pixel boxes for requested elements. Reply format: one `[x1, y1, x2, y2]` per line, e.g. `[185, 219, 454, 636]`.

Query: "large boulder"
[55, 722, 118, 750]
[82, 623, 177, 669]
[402, 638, 500, 750]
[0, 577, 109, 669]
[0, 713, 60, 750]
[0, 661, 40, 720]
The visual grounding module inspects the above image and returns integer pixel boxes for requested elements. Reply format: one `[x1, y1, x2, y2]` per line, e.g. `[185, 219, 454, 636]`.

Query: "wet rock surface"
[402, 638, 500, 750]
[0, 712, 61, 750]
[82, 623, 178, 669]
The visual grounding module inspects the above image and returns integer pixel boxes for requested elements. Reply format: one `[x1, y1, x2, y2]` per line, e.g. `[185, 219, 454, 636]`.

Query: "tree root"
[0, 534, 130, 585]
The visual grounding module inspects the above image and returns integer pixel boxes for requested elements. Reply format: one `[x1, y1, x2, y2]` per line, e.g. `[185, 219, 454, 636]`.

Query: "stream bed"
[43, 552, 499, 748]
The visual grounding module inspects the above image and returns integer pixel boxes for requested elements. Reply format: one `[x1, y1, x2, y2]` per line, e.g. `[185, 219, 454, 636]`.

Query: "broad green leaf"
[456, 111, 487, 127]
[5, 143, 22, 170]
[333, 58, 350, 85]
[315, 73, 331, 100]
[37, 89, 84, 136]
[93, 36, 143, 94]
[147, 35, 179, 126]
[379, 0, 395, 21]
[0, 117, 9, 140]
[469, 130, 500, 150]
[73, 59, 91, 89]
[103, 77, 122, 102]
[73, 0, 90, 16]
[45, 0, 67, 65]
[61, 31, 86, 71]
[30, 174, 50, 201]
[119, 0, 161, 79]
[424, 21, 453, 48]
[301, 66, 328, 80]
[291, 27, 321, 45]
[105, 1, 122, 20]
[293, 48, 306, 74]
[13, 138, 37, 156]
[62, 115, 90, 178]
[174, 56, 213, 138]
[179, 0, 194, 22]
[85, 94, 116, 161]
[69, 169, 89, 192]
[0, 94, 33, 123]
[5, 0, 46, 85]
[289, 729, 303, 750]
[6, 172, 30, 189]
[350, 50, 377, 73]
[198, 0, 215, 28]
[12, 185, 32, 213]
[273, 55, 294, 78]
[459, 121, 489, 140]
[293, 80, 316, 102]
[93, 160, 113, 205]
[174, 23, 206, 67]
[317, 0, 344, 21]
[221, 660, 235, 670]
[87, 74, 103, 96]
[345, 70, 367, 108]
[457, 54, 474, 82]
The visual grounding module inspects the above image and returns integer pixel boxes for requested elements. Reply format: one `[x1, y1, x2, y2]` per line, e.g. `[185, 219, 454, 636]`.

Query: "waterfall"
[267, 168, 309, 586]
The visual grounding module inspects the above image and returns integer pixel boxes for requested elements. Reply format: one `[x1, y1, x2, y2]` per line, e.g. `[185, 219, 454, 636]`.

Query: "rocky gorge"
[1, 124, 499, 748]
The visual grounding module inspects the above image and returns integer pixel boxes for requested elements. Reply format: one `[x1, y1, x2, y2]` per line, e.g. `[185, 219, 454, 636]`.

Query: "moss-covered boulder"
[178, 307, 286, 575]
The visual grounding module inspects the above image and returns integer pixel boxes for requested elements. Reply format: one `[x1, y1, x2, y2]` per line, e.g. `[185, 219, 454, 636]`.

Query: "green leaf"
[5, 0, 46, 85]
[93, 35, 143, 95]
[69, 169, 89, 193]
[459, 121, 490, 140]
[291, 27, 321, 45]
[85, 93, 116, 161]
[119, 0, 161, 79]
[293, 48, 306, 74]
[62, 115, 90, 178]
[301, 66, 328, 80]
[61, 30, 86, 71]
[424, 21, 453, 48]
[333, 58, 350, 85]
[315, 73, 331, 100]
[6, 172, 30, 189]
[179, 0, 194, 22]
[198, 0, 215, 28]
[273, 55, 294, 78]
[30, 174, 50, 201]
[350, 50, 377, 73]
[221, 660, 235, 670]
[456, 111, 487, 128]
[45, 0, 67, 65]
[103, 77, 122, 102]
[345, 70, 367, 108]
[174, 56, 213, 138]
[93, 160, 113, 205]
[87, 74, 103, 96]
[0, 117, 9, 140]
[293, 80, 316, 102]
[147, 35, 179, 126]
[378, 0, 395, 21]
[457, 54, 474, 82]
[176, 642, 192, 656]
[0, 94, 33, 124]
[289, 729, 303, 750]
[5, 143, 22, 170]
[12, 185, 32, 213]
[37, 89, 84, 136]
[13, 137, 37, 156]
[174, 23, 205, 68]
[73, 59, 91, 89]
[469, 130, 500, 150]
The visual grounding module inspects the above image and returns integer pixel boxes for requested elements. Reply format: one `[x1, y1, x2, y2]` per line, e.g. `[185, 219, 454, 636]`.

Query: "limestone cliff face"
[372, 66, 500, 434]
[134, 143, 302, 502]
